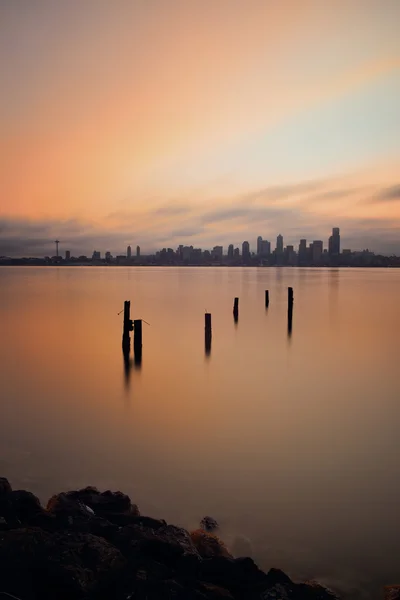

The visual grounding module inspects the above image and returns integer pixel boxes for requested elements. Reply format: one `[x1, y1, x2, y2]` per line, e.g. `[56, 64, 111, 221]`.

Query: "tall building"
[105, 251, 112, 262]
[227, 244, 234, 259]
[127, 245, 132, 258]
[312, 241, 323, 263]
[92, 251, 101, 261]
[260, 240, 271, 255]
[328, 227, 340, 255]
[65, 250, 71, 261]
[242, 241, 250, 259]
[212, 246, 223, 260]
[298, 239, 307, 264]
[136, 245, 140, 257]
[234, 247, 240, 258]
[276, 234, 283, 254]
[257, 236, 263, 255]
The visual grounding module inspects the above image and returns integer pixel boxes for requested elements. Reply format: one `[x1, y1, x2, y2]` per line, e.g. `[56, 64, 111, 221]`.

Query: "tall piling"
[122, 300, 133, 353]
[287, 287, 294, 335]
[133, 319, 142, 360]
[265, 290, 269, 308]
[205, 313, 212, 355]
[233, 297, 239, 322]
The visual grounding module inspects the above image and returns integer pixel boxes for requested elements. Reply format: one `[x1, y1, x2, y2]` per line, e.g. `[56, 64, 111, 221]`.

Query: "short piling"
[205, 313, 212, 355]
[133, 319, 142, 360]
[265, 290, 269, 308]
[233, 297, 239, 321]
[287, 287, 294, 336]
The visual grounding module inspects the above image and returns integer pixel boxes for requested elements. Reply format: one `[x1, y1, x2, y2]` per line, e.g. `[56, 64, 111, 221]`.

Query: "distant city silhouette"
[1, 227, 400, 267]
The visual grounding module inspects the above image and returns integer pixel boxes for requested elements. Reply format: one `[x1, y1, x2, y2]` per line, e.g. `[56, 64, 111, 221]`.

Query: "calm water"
[0, 266, 399, 598]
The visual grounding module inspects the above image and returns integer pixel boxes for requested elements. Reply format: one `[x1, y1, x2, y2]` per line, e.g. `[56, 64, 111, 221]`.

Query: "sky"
[1, 0, 400, 257]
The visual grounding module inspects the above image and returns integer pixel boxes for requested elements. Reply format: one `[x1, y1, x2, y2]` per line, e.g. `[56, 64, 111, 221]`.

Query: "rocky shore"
[0, 477, 341, 600]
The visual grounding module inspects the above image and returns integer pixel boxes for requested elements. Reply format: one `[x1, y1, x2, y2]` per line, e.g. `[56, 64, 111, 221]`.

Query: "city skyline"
[1, 1, 400, 257]
[4, 225, 400, 260]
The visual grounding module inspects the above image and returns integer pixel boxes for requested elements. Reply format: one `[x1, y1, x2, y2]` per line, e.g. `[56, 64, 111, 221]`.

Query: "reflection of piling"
[265, 290, 269, 308]
[133, 319, 142, 361]
[233, 297, 239, 322]
[205, 313, 212, 355]
[122, 300, 133, 353]
[287, 287, 293, 335]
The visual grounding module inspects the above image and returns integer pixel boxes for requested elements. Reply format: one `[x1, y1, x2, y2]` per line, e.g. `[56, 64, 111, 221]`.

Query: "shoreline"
[0, 478, 340, 600]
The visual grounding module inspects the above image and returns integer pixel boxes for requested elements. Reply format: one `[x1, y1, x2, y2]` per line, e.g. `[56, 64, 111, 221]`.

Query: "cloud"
[371, 184, 400, 203]
[2, 174, 400, 257]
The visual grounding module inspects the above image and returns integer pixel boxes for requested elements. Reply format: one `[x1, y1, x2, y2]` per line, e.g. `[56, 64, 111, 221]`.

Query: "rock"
[200, 516, 219, 532]
[47, 492, 97, 518]
[259, 584, 292, 599]
[385, 587, 400, 600]
[196, 582, 234, 598]
[296, 580, 341, 599]
[190, 529, 232, 559]
[47, 487, 139, 518]
[113, 523, 201, 565]
[200, 556, 268, 594]
[265, 568, 294, 587]
[0, 527, 125, 600]
[0, 490, 46, 527]
[0, 477, 12, 494]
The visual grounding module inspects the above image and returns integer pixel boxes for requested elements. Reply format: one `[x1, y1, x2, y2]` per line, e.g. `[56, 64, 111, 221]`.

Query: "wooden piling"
[233, 297, 239, 321]
[205, 313, 212, 355]
[133, 319, 142, 353]
[287, 287, 293, 335]
[122, 300, 133, 353]
[265, 290, 269, 308]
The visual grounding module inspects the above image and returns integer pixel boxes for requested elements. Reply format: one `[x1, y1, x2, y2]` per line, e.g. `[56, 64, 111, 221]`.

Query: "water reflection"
[328, 269, 340, 327]
[205, 331, 212, 357]
[287, 306, 293, 338]
[123, 349, 132, 388]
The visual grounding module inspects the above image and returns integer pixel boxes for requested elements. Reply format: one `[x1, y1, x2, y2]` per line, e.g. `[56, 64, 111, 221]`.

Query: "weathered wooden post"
[205, 313, 212, 355]
[233, 297, 239, 321]
[265, 290, 269, 308]
[287, 287, 293, 335]
[133, 319, 142, 359]
[122, 300, 133, 353]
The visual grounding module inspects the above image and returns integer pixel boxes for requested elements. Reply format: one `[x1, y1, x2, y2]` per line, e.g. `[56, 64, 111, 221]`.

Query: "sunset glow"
[1, 0, 399, 255]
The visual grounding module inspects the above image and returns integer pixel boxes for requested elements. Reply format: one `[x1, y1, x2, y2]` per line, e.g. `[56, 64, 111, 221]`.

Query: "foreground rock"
[0, 478, 340, 600]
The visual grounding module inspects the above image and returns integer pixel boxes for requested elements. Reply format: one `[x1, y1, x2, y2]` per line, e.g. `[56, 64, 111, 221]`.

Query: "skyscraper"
[276, 234, 283, 254]
[260, 240, 271, 255]
[228, 244, 234, 259]
[65, 250, 70, 261]
[127, 245, 132, 258]
[136, 245, 140, 257]
[298, 239, 307, 264]
[329, 227, 340, 255]
[257, 236, 263, 255]
[312, 241, 323, 263]
[242, 241, 250, 259]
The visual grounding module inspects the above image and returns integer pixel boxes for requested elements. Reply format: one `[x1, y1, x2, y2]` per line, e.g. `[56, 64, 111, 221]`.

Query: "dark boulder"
[0, 477, 12, 494]
[190, 529, 232, 559]
[47, 487, 139, 519]
[0, 489, 47, 527]
[200, 516, 219, 532]
[199, 556, 268, 594]
[0, 527, 125, 600]
[295, 580, 341, 599]
[113, 523, 201, 565]
[385, 587, 400, 600]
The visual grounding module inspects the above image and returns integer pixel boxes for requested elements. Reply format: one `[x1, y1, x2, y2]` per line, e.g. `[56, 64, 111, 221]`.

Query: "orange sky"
[1, 0, 399, 255]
